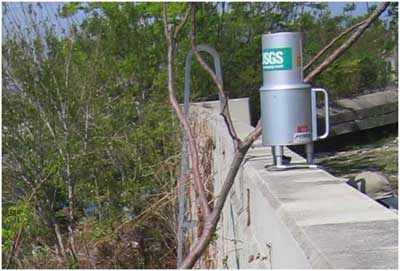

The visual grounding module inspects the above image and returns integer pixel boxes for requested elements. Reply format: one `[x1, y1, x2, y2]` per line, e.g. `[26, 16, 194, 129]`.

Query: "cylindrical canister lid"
[260, 32, 309, 91]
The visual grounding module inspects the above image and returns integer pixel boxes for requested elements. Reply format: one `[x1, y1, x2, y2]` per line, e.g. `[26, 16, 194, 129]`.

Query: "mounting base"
[265, 163, 320, 171]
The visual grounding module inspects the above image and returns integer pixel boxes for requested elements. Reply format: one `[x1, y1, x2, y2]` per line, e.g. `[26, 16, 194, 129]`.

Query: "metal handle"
[184, 44, 223, 115]
[179, 44, 223, 267]
[311, 88, 329, 140]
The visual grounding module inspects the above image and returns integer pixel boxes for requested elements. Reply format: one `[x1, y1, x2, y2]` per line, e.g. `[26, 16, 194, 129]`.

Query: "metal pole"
[306, 142, 314, 164]
[271, 146, 276, 165]
[177, 45, 223, 267]
[275, 146, 284, 167]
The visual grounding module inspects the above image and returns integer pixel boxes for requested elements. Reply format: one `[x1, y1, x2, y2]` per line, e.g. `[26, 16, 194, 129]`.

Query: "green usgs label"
[262, 47, 292, 71]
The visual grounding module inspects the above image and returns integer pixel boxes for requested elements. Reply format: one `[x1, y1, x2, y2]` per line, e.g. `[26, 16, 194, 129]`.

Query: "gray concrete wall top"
[191, 99, 398, 269]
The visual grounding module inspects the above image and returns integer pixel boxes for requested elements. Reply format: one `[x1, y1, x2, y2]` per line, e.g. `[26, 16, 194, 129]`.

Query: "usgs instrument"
[259, 32, 329, 168]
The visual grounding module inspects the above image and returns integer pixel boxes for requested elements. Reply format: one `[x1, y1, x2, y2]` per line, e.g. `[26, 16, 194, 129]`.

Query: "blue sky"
[328, 2, 373, 15]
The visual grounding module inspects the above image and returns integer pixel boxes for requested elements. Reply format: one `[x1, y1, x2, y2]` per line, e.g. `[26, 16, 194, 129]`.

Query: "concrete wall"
[191, 98, 398, 269]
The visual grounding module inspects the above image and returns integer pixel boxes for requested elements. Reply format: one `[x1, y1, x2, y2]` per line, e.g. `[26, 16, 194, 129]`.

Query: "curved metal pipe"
[177, 44, 223, 267]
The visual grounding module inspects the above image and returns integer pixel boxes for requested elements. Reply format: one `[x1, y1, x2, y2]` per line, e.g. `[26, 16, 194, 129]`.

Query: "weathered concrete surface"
[199, 97, 251, 125]
[191, 98, 398, 269]
[317, 89, 398, 136]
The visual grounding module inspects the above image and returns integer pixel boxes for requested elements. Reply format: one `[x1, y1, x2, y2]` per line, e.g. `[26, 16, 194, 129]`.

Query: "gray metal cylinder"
[260, 32, 312, 146]
[261, 32, 305, 88]
[260, 88, 312, 145]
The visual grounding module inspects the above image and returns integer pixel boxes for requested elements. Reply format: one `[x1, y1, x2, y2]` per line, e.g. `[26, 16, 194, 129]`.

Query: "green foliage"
[59, 2, 81, 17]
[2, 203, 31, 252]
[2, 2, 397, 268]
[3, 2, 180, 268]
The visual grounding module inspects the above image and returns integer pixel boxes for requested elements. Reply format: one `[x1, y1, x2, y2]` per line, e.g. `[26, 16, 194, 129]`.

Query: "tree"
[2, 1, 394, 268]
[3, 3, 181, 268]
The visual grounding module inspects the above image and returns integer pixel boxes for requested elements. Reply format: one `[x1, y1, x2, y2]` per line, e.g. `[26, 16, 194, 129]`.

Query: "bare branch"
[304, 19, 367, 71]
[243, 120, 262, 146]
[163, 3, 211, 218]
[178, 5, 267, 267]
[3, 68, 57, 140]
[189, 3, 240, 148]
[64, 34, 74, 89]
[252, 4, 388, 139]
[180, 141, 256, 268]
[305, 2, 390, 83]
[176, 3, 390, 268]
[5, 223, 24, 269]
[220, 108, 240, 142]
[173, 4, 191, 40]
[5, 165, 57, 268]
[180, 117, 261, 269]
[162, 4, 170, 42]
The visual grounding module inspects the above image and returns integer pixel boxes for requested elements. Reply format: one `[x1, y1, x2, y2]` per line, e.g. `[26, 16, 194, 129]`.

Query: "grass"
[315, 136, 398, 194]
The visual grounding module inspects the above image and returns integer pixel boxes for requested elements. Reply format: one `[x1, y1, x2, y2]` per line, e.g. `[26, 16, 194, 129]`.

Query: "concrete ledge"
[191, 98, 398, 269]
[317, 89, 398, 136]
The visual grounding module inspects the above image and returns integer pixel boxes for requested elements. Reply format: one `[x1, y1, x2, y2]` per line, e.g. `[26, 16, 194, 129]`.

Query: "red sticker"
[297, 125, 308, 133]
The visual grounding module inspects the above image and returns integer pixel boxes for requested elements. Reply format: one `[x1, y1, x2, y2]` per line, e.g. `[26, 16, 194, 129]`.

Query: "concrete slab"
[303, 220, 398, 269]
[316, 89, 398, 136]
